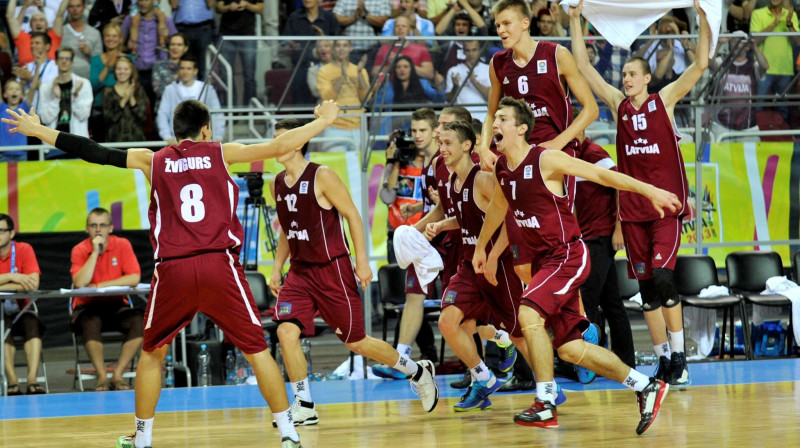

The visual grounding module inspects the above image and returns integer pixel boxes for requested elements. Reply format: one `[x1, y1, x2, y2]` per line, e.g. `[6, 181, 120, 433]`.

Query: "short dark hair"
[625, 56, 652, 76]
[537, 8, 552, 19]
[173, 100, 211, 140]
[0, 213, 14, 231]
[411, 107, 437, 129]
[30, 31, 51, 46]
[86, 207, 111, 224]
[56, 47, 74, 60]
[492, 0, 531, 20]
[169, 32, 189, 49]
[275, 119, 309, 156]
[442, 121, 476, 153]
[470, 118, 482, 135]
[499, 97, 534, 141]
[440, 106, 472, 123]
[454, 12, 472, 25]
[179, 53, 198, 69]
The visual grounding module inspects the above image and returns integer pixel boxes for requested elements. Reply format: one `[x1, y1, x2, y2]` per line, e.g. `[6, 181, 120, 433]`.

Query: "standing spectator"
[535, 6, 564, 38]
[0, 80, 30, 161]
[151, 32, 188, 100]
[216, 0, 263, 105]
[14, 31, 57, 110]
[444, 40, 488, 121]
[372, 15, 435, 80]
[70, 207, 143, 392]
[316, 39, 369, 152]
[751, 0, 800, 116]
[171, 0, 215, 79]
[122, 0, 177, 102]
[333, 0, 390, 64]
[0, 213, 45, 396]
[382, 0, 434, 47]
[5, 0, 67, 65]
[38, 47, 93, 154]
[727, 0, 755, 34]
[156, 54, 223, 144]
[89, 23, 127, 141]
[102, 56, 148, 142]
[60, 0, 103, 79]
[307, 39, 333, 101]
[436, 12, 481, 83]
[434, 0, 485, 37]
[282, 0, 341, 106]
[88, 0, 131, 30]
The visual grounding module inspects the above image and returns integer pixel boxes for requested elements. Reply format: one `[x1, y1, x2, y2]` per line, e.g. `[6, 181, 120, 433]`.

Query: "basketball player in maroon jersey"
[268, 118, 439, 419]
[3, 100, 342, 448]
[474, 97, 680, 433]
[570, 0, 711, 387]
[424, 121, 526, 411]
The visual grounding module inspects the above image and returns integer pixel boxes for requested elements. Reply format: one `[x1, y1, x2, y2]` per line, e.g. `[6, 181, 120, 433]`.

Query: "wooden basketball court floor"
[2, 358, 799, 448]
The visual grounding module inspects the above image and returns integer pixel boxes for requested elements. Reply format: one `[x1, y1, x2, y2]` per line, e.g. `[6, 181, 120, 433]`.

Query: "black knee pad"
[653, 268, 680, 308]
[638, 279, 661, 311]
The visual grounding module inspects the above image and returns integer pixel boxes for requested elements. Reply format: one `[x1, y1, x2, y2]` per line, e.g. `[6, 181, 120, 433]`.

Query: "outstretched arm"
[223, 100, 339, 164]
[659, 0, 710, 109]
[568, 1, 624, 117]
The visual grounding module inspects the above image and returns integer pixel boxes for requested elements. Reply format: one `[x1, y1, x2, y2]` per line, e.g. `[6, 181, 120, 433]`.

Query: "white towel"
[560, 0, 721, 57]
[628, 292, 642, 306]
[762, 276, 800, 345]
[683, 285, 728, 359]
[392, 225, 444, 294]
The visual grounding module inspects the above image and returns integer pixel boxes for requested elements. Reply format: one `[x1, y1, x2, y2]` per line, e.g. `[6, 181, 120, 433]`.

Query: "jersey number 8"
[180, 184, 206, 222]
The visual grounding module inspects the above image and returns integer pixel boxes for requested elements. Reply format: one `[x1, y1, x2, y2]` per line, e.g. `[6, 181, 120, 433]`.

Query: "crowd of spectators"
[0, 0, 799, 158]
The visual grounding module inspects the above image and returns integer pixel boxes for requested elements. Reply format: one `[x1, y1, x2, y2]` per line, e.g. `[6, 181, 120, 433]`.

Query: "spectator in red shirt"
[70, 207, 143, 392]
[372, 14, 435, 81]
[5, 0, 68, 66]
[0, 213, 45, 395]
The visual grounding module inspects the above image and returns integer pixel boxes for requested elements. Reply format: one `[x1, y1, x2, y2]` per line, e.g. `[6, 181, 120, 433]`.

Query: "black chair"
[725, 251, 794, 359]
[615, 258, 643, 312]
[8, 302, 49, 394]
[674, 254, 747, 360]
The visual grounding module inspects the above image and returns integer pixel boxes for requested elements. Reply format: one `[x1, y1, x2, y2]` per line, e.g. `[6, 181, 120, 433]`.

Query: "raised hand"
[2, 107, 42, 136]
[568, 0, 583, 19]
[315, 99, 340, 123]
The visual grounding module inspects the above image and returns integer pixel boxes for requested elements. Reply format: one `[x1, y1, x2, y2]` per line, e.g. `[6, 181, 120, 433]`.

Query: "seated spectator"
[307, 39, 334, 101]
[157, 54, 223, 144]
[151, 32, 188, 101]
[102, 56, 148, 142]
[0, 213, 45, 395]
[435, 4, 485, 37]
[15, 32, 58, 111]
[5, 0, 67, 66]
[122, 0, 177, 103]
[710, 31, 767, 143]
[0, 80, 30, 162]
[282, 0, 341, 106]
[389, 0, 427, 18]
[216, 0, 263, 105]
[333, 0, 391, 64]
[382, 0, 434, 47]
[535, 5, 564, 38]
[88, 0, 131, 30]
[372, 15, 435, 81]
[376, 54, 443, 131]
[634, 15, 695, 93]
[444, 40, 488, 121]
[316, 39, 370, 152]
[70, 207, 143, 392]
[38, 47, 92, 147]
[60, 0, 103, 80]
[89, 23, 129, 141]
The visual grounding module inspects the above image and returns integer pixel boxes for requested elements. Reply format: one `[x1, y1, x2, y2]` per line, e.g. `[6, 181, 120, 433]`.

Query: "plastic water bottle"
[164, 355, 174, 388]
[225, 350, 236, 385]
[197, 344, 211, 387]
[235, 349, 247, 385]
[301, 339, 312, 378]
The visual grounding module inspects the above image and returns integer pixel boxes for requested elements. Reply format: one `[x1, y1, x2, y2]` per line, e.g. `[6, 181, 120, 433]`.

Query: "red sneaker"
[513, 400, 558, 428]
[636, 378, 669, 435]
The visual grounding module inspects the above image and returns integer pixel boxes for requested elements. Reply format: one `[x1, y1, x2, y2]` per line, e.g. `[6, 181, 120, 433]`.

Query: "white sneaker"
[409, 360, 439, 412]
[281, 436, 302, 448]
[271, 398, 319, 427]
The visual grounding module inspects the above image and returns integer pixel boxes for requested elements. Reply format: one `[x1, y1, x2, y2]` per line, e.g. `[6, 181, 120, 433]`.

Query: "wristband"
[386, 158, 397, 163]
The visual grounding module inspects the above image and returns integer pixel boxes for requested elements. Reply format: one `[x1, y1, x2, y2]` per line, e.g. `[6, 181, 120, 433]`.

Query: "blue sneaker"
[555, 384, 567, 406]
[372, 364, 409, 380]
[576, 323, 599, 384]
[497, 342, 517, 373]
[453, 375, 502, 412]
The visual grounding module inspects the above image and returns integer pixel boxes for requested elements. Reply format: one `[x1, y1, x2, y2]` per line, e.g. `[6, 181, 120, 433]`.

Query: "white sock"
[536, 381, 557, 405]
[668, 330, 684, 353]
[396, 343, 412, 357]
[134, 417, 153, 448]
[623, 368, 651, 392]
[469, 361, 491, 382]
[272, 409, 299, 442]
[491, 330, 512, 347]
[292, 378, 312, 403]
[394, 354, 419, 376]
[654, 342, 671, 359]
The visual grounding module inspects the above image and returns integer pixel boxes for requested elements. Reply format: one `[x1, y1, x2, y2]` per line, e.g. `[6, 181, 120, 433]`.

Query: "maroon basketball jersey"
[274, 163, 350, 263]
[451, 164, 508, 262]
[492, 41, 573, 144]
[575, 138, 617, 239]
[495, 146, 581, 255]
[616, 93, 688, 222]
[148, 141, 244, 259]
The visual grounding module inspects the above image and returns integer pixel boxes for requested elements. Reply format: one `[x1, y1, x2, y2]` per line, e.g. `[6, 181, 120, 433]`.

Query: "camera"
[391, 130, 417, 166]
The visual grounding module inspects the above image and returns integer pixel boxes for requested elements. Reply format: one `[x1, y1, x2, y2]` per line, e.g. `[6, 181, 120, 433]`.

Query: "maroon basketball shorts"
[144, 251, 267, 354]
[522, 240, 591, 348]
[273, 256, 366, 343]
[442, 258, 524, 338]
[621, 217, 682, 280]
[504, 213, 534, 268]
